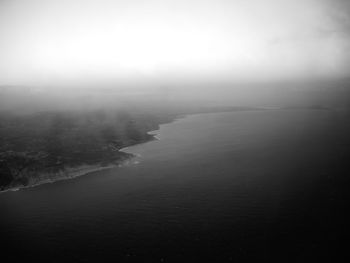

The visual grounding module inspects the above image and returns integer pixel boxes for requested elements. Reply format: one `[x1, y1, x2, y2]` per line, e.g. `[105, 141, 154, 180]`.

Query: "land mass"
[0, 106, 262, 192]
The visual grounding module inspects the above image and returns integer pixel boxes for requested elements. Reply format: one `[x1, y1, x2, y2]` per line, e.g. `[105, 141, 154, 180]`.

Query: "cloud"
[324, 0, 350, 35]
[0, 0, 349, 85]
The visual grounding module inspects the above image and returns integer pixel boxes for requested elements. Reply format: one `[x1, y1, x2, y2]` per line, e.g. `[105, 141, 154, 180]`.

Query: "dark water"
[1, 110, 349, 262]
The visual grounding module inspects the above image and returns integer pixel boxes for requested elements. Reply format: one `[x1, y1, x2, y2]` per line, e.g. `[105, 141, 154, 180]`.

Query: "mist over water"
[1, 0, 350, 262]
[1, 0, 350, 113]
[1, 110, 349, 262]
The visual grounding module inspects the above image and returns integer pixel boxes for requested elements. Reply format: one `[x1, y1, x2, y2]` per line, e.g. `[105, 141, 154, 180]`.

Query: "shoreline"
[0, 109, 267, 194]
[0, 163, 118, 193]
[0, 128, 165, 194]
[119, 130, 161, 153]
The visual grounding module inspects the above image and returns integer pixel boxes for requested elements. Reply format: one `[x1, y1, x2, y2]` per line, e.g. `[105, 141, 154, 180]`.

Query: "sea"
[1, 109, 349, 262]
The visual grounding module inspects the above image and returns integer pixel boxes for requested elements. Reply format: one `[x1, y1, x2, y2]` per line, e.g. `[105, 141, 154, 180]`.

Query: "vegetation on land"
[0, 109, 173, 190]
[0, 104, 262, 191]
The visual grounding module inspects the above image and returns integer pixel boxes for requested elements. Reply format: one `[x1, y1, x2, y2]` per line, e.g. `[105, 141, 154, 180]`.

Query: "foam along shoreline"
[119, 131, 161, 153]
[0, 130, 163, 194]
[118, 116, 191, 153]
[0, 114, 189, 194]
[0, 163, 123, 194]
[0, 111, 254, 194]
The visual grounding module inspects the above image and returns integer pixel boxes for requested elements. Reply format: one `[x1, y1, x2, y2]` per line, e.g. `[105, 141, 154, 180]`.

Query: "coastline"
[119, 130, 161, 153]
[0, 127, 165, 194]
[0, 163, 118, 193]
[0, 109, 264, 194]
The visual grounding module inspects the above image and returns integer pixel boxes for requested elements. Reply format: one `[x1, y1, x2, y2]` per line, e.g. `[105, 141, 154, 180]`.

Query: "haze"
[1, 0, 350, 86]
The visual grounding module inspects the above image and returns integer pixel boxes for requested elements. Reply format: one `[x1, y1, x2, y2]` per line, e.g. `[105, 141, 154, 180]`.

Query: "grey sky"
[0, 0, 349, 86]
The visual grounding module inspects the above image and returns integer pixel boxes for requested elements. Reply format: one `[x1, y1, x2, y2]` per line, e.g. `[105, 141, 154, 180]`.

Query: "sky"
[0, 0, 350, 86]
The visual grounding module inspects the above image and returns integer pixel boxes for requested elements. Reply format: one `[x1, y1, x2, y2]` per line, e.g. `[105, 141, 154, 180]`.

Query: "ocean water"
[1, 110, 349, 262]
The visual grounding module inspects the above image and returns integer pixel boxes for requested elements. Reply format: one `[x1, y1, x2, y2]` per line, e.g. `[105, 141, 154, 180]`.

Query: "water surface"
[1, 110, 348, 262]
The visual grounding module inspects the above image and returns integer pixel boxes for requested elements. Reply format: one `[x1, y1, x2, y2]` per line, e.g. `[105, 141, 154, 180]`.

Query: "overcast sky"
[0, 0, 350, 86]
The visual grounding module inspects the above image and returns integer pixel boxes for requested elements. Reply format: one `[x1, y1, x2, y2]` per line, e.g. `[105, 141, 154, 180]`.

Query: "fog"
[1, 2, 350, 261]
[1, 79, 350, 114]
[1, 0, 350, 110]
